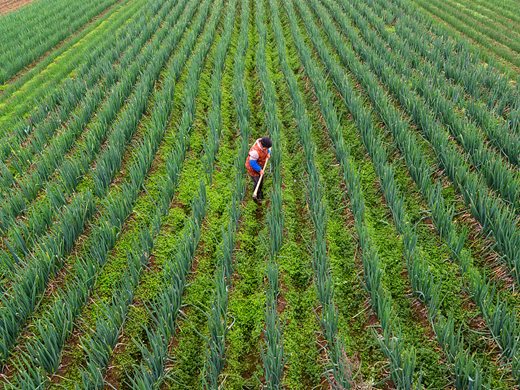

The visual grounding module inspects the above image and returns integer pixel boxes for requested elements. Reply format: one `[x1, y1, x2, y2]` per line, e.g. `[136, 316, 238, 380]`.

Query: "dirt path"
[0, 0, 33, 14]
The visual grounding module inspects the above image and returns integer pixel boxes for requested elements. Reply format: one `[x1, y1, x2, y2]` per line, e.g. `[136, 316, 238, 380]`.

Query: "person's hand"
[260, 169, 264, 175]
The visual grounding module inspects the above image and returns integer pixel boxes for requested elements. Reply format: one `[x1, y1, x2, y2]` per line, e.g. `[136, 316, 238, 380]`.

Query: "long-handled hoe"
[253, 155, 270, 201]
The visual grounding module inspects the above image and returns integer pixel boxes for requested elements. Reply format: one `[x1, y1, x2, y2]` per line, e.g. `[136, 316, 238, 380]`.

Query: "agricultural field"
[411, 0, 520, 74]
[0, 0, 518, 388]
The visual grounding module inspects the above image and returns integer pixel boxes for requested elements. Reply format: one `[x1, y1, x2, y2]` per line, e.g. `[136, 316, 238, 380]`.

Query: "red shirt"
[245, 138, 269, 176]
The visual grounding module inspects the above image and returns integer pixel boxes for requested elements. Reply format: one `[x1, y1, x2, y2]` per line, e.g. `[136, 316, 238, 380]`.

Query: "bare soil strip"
[0, 0, 34, 15]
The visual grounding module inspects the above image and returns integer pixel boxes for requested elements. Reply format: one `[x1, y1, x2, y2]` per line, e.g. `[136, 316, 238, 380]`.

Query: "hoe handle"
[253, 156, 270, 198]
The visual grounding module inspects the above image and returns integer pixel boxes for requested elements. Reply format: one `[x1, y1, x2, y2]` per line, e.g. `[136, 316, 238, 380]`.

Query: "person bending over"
[245, 136, 272, 203]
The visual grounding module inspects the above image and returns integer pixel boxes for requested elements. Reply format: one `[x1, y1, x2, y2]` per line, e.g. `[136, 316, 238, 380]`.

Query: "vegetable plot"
[0, 0, 517, 388]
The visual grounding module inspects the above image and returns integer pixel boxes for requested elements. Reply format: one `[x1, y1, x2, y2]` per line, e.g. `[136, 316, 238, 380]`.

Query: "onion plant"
[282, 0, 419, 387]
[315, 0, 518, 381]
[201, 0, 246, 387]
[0, 0, 119, 83]
[302, 0, 488, 385]
[255, 0, 284, 387]
[0, 0, 204, 369]
[0, 0, 183, 280]
[269, 0, 354, 386]
[321, 0, 520, 287]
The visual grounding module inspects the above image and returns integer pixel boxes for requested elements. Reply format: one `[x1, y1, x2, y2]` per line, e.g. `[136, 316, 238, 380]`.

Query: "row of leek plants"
[0, 0, 188, 256]
[350, 0, 519, 168]
[128, 184, 207, 389]
[335, 0, 520, 212]
[1, 68, 104, 195]
[74, 2, 233, 384]
[1, 64, 99, 189]
[386, 1, 520, 135]
[322, 0, 520, 287]
[3, 0, 220, 385]
[451, 0, 520, 40]
[412, 0, 520, 69]
[255, 0, 284, 386]
[77, 224, 155, 389]
[333, 0, 520, 209]
[318, 0, 519, 380]
[282, 0, 418, 387]
[0, 0, 146, 136]
[0, 0, 119, 83]
[202, 0, 249, 385]
[0, 80, 104, 234]
[125, 1, 226, 387]
[334, 2, 520, 208]
[270, 0, 353, 385]
[0, 0, 172, 239]
[458, 0, 520, 32]
[90, 0, 196, 199]
[393, 0, 520, 136]
[300, 1, 488, 386]
[0, 0, 170, 199]
[202, 0, 239, 183]
[431, 0, 520, 54]
[473, 0, 520, 22]
[370, 0, 519, 129]
[0, 28, 125, 182]
[0, 0, 203, 366]
[0, 0, 191, 291]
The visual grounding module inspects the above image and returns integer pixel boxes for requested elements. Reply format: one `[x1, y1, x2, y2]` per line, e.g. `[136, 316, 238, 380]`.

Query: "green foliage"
[0, 0, 119, 83]
[129, 183, 208, 388]
[281, 0, 428, 387]
[201, 1, 245, 387]
[0, 0, 186, 284]
[412, 0, 520, 69]
[0, 0, 517, 387]
[255, 0, 284, 387]
[1, 0, 218, 384]
[269, 0, 355, 386]
[320, 0, 518, 383]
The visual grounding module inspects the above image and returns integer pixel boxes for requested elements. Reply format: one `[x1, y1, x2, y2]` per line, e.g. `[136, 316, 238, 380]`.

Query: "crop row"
[0, 0, 193, 297]
[57, 0, 235, 383]
[123, 0, 227, 386]
[381, 0, 519, 132]
[334, 0, 520, 212]
[2, 0, 222, 386]
[0, 0, 145, 138]
[269, 0, 355, 386]
[300, 0, 500, 385]
[433, 0, 520, 53]
[324, 0, 520, 287]
[5, 0, 205, 378]
[282, 0, 422, 387]
[467, 0, 520, 25]
[314, 0, 518, 381]
[334, 0, 517, 248]
[0, 0, 204, 369]
[0, 0, 147, 133]
[0, 0, 119, 83]
[76, 0, 232, 384]
[350, 0, 519, 168]
[417, 0, 520, 67]
[448, 0, 520, 34]
[1, 0, 516, 386]
[0, 0, 174, 257]
[443, 0, 520, 41]
[255, 0, 285, 387]
[0, 0, 166, 196]
[202, 1, 248, 387]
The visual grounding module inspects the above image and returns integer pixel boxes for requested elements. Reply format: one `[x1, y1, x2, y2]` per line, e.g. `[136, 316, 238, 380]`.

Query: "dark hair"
[260, 137, 272, 148]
